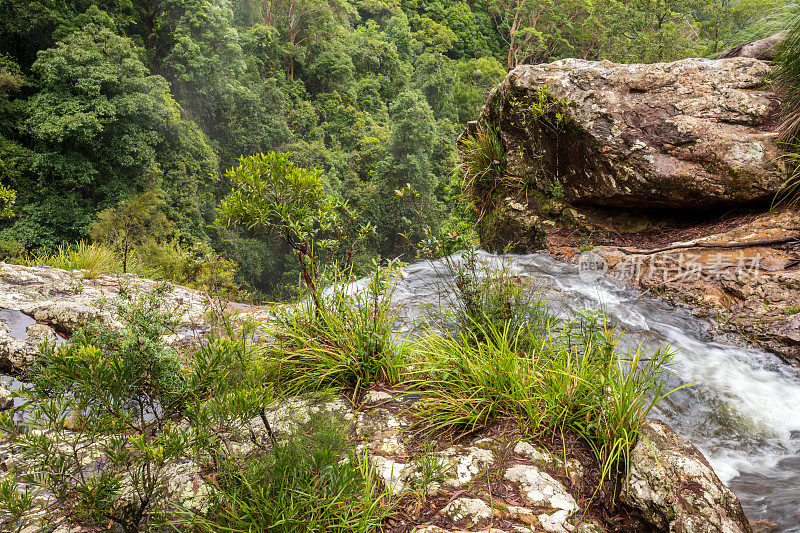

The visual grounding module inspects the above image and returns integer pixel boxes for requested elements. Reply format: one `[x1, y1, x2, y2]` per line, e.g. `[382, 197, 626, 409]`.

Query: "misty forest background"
[0, 0, 783, 299]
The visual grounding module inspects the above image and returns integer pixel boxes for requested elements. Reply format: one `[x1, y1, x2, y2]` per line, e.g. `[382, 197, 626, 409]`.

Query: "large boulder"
[472, 57, 786, 209]
[622, 419, 752, 532]
[716, 32, 787, 61]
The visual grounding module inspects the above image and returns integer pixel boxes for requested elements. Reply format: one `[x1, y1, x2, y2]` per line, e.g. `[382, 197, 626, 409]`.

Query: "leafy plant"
[90, 190, 171, 274]
[457, 123, 510, 218]
[421, 247, 550, 343]
[216, 152, 374, 310]
[266, 258, 405, 398]
[197, 413, 392, 533]
[409, 274, 681, 494]
[0, 288, 274, 532]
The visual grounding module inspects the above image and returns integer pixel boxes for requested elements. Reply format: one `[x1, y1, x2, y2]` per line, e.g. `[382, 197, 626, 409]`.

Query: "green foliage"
[19, 241, 121, 279]
[266, 258, 405, 397]
[217, 151, 373, 307]
[2, 289, 189, 531]
[0, 476, 36, 533]
[0, 0, 782, 297]
[771, 2, 800, 207]
[411, 308, 678, 491]
[0, 182, 15, 218]
[457, 123, 509, 218]
[403, 251, 682, 492]
[198, 413, 391, 533]
[90, 190, 171, 274]
[374, 90, 442, 257]
[0, 290, 275, 532]
[137, 239, 243, 299]
[773, 144, 800, 208]
[5, 24, 218, 251]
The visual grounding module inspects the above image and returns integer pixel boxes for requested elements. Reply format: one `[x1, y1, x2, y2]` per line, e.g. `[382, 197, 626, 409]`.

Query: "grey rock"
[716, 32, 787, 61]
[621, 419, 751, 533]
[441, 497, 493, 527]
[472, 57, 785, 209]
[0, 380, 13, 411]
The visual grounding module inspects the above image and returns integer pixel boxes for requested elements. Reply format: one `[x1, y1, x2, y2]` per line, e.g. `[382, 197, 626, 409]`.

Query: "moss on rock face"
[476, 197, 547, 253]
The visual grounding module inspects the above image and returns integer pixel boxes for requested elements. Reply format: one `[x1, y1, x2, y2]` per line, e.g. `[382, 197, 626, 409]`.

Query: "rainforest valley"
[0, 0, 783, 299]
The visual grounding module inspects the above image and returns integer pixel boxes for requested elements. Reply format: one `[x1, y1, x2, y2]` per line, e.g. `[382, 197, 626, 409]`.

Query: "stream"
[1, 252, 797, 528]
[389, 251, 800, 531]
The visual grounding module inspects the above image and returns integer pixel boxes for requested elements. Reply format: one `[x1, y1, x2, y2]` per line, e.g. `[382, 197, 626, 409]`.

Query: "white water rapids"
[387, 251, 800, 530]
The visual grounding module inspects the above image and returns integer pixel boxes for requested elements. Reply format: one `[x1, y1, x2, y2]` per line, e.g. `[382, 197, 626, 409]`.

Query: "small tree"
[90, 190, 170, 273]
[0, 288, 274, 532]
[215, 151, 373, 309]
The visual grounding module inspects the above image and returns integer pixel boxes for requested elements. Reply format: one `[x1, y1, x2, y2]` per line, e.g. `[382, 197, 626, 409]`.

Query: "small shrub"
[267, 258, 405, 397]
[423, 247, 550, 343]
[198, 413, 391, 533]
[216, 151, 374, 311]
[0, 290, 273, 532]
[0, 239, 24, 261]
[134, 238, 243, 299]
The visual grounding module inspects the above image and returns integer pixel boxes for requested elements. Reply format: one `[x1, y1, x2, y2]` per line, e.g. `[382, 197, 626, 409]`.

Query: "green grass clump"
[425, 247, 550, 344]
[410, 311, 679, 491]
[201, 414, 391, 533]
[21, 241, 122, 279]
[768, 3, 800, 208]
[457, 123, 515, 218]
[266, 259, 405, 397]
[774, 3, 800, 140]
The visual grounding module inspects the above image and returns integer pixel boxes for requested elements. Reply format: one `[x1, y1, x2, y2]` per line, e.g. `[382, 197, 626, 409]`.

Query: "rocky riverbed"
[0, 261, 753, 532]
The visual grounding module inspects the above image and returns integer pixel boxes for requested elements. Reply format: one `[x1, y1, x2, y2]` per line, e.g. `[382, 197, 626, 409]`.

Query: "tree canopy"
[0, 0, 783, 298]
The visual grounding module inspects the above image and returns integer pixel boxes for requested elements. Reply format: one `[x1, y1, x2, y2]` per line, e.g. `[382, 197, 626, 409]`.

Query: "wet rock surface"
[472, 57, 785, 209]
[0, 263, 216, 373]
[581, 209, 800, 365]
[622, 419, 752, 533]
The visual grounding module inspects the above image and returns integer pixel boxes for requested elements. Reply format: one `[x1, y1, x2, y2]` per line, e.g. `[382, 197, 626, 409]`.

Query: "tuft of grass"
[773, 3, 800, 140]
[198, 414, 392, 533]
[266, 259, 406, 398]
[423, 248, 550, 344]
[409, 311, 681, 492]
[21, 242, 121, 279]
[457, 123, 515, 218]
[773, 143, 800, 208]
[769, 3, 800, 208]
[785, 304, 800, 316]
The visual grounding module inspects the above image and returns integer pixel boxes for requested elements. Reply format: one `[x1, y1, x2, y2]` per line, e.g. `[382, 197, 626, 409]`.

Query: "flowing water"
[388, 252, 800, 531]
[1, 257, 797, 527]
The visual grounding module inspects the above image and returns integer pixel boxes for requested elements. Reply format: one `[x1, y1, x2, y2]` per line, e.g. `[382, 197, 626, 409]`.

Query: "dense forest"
[0, 0, 782, 298]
